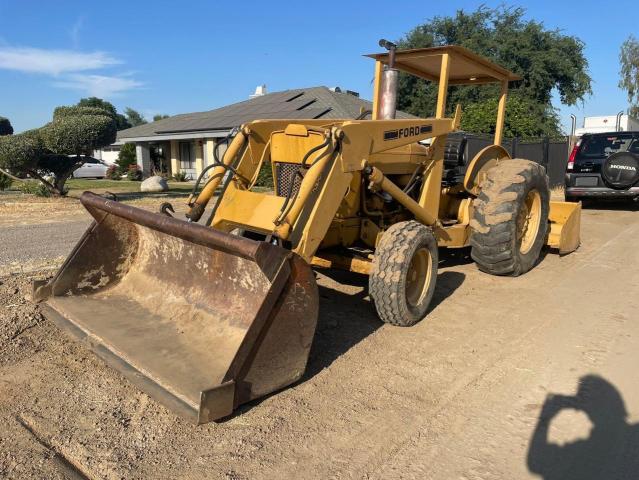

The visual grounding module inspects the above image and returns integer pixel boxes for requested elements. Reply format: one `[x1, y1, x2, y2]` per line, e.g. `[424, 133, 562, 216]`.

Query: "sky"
[0, 0, 635, 134]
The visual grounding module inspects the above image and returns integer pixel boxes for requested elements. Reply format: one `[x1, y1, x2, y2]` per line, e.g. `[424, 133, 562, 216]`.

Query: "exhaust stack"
[616, 111, 624, 132]
[378, 39, 399, 120]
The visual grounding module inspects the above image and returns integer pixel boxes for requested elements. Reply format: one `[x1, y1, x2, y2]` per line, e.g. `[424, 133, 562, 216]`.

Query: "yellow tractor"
[34, 40, 581, 423]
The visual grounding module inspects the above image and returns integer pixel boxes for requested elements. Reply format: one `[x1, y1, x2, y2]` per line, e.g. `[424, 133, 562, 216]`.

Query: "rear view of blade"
[34, 192, 319, 424]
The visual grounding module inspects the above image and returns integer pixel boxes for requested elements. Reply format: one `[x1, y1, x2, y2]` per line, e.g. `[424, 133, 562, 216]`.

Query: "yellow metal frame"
[186, 44, 580, 271]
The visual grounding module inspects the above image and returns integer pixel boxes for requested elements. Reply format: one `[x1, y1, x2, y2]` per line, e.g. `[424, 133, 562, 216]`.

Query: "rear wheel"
[470, 159, 549, 276]
[369, 221, 438, 326]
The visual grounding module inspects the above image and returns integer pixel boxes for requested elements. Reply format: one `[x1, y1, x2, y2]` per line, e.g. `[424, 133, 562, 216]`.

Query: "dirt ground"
[0, 193, 190, 227]
[1, 200, 639, 479]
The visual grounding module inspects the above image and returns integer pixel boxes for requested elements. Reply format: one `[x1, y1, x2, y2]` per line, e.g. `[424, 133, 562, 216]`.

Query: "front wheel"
[470, 159, 550, 276]
[369, 221, 438, 326]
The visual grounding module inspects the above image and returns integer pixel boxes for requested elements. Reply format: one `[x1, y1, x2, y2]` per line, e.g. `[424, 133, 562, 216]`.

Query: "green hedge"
[42, 114, 117, 155]
[0, 132, 44, 172]
[117, 143, 137, 171]
[255, 162, 274, 188]
[53, 105, 115, 121]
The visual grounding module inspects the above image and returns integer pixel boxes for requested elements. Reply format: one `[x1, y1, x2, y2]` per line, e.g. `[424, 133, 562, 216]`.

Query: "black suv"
[565, 132, 639, 201]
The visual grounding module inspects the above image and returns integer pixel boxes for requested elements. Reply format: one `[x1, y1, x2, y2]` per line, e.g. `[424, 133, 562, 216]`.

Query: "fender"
[463, 144, 511, 196]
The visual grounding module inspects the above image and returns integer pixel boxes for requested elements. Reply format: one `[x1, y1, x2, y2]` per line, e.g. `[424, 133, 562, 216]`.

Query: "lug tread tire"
[470, 159, 550, 277]
[369, 221, 438, 327]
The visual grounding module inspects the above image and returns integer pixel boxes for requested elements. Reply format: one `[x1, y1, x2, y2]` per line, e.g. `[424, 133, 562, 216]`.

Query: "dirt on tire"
[470, 159, 550, 276]
[369, 220, 438, 326]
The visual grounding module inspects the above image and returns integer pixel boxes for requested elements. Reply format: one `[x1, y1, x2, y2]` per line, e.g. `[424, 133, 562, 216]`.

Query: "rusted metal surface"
[34, 192, 319, 424]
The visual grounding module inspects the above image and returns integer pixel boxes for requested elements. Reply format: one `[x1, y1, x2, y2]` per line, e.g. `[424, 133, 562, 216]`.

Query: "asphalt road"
[0, 220, 90, 273]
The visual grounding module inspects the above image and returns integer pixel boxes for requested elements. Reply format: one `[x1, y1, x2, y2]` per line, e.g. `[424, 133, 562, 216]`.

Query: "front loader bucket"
[33, 192, 318, 424]
[546, 200, 582, 254]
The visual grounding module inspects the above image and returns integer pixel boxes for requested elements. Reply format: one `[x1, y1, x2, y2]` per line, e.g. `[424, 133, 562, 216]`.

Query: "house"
[93, 143, 123, 165]
[116, 86, 413, 179]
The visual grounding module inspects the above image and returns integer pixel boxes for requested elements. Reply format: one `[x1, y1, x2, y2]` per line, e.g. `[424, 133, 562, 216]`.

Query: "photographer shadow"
[527, 375, 639, 480]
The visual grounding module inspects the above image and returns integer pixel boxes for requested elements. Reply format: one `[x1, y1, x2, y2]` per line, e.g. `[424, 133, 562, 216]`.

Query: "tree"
[125, 107, 147, 127]
[461, 94, 561, 139]
[396, 6, 592, 138]
[619, 35, 639, 118]
[44, 107, 117, 155]
[78, 97, 131, 130]
[0, 131, 43, 175]
[0, 117, 13, 136]
[0, 107, 117, 196]
[117, 142, 137, 171]
[153, 114, 170, 121]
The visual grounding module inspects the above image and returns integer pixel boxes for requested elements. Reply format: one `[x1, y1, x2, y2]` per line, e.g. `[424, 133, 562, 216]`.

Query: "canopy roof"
[366, 45, 522, 85]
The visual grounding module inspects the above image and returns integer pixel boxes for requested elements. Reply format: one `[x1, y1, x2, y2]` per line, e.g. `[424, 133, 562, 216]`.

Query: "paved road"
[0, 220, 90, 272]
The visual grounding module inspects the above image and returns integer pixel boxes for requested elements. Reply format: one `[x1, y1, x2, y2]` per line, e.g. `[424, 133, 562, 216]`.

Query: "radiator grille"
[275, 162, 308, 197]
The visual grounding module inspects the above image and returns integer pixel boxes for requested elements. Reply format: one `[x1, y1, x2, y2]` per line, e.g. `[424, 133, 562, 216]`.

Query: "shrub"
[19, 181, 51, 197]
[42, 114, 117, 155]
[0, 171, 12, 190]
[0, 105, 116, 196]
[117, 143, 137, 171]
[173, 171, 188, 182]
[77, 97, 130, 130]
[127, 164, 142, 181]
[106, 165, 121, 180]
[255, 162, 274, 188]
[37, 109, 117, 195]
[0, 132, 44, 172]
[53, 106, 114, 121]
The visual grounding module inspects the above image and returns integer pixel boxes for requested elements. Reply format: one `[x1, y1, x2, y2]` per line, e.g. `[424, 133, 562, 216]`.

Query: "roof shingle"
[117, 86, 414, 140]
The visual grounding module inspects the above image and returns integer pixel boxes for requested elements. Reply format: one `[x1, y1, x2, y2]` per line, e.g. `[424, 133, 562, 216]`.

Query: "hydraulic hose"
[186, 128, 248, 222]
[187, 127, 244, 202]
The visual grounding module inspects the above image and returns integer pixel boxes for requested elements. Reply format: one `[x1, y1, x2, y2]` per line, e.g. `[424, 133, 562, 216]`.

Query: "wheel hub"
[517, 189, 542, 254]
[406, 248, 432, 307]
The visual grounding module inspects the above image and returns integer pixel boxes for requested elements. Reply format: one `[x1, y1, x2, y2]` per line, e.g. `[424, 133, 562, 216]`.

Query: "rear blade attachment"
[547, 200, 581, 254]
[34, 192, 319, 424]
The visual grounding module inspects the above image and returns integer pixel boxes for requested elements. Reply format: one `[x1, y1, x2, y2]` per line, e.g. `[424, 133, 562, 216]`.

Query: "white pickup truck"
[575, 114, 639, 137]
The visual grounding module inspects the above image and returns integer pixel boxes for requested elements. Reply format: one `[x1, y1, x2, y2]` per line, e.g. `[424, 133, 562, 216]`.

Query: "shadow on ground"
[231, 258, 466, 419]
[527, 375, 639, 480]
[305, 266, 466, 379]
[439, 246, 473, 268]
[580, 198, 639, 212]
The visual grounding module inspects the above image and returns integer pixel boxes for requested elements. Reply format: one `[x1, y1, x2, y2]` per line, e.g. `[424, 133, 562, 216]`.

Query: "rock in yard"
[140, 176, 169, 193]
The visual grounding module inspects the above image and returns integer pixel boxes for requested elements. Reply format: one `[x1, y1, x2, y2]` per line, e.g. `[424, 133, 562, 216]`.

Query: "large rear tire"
[369, 221, 438, 326]
[470, 159, 549, 276]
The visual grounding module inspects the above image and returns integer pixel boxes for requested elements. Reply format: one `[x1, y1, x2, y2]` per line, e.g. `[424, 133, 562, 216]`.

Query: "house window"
[179, 141, 193, 169]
